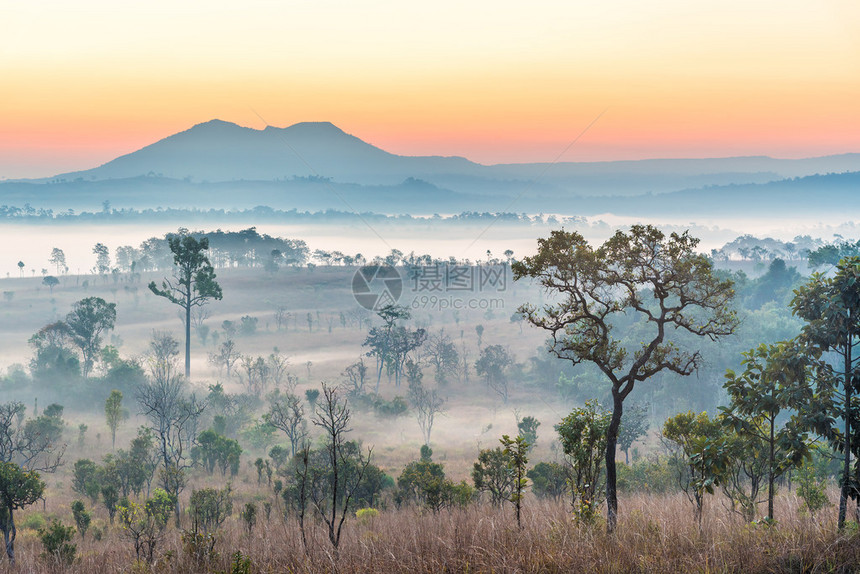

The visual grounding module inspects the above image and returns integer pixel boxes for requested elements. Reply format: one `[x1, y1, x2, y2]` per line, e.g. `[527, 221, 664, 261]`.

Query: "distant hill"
[3, 119, 859, 214]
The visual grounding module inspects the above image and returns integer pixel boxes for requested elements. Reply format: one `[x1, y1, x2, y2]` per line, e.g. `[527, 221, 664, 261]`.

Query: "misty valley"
[1, 121, 859, 573]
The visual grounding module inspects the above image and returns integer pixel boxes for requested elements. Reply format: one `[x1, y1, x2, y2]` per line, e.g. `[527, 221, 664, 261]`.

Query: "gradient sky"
[2, 0, 859, 178]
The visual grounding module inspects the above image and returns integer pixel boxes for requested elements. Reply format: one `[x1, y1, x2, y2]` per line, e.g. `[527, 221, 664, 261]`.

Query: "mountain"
[40, 120, 860, 197]
[4, 119, 860, 214]
[49, 119, 483, 186]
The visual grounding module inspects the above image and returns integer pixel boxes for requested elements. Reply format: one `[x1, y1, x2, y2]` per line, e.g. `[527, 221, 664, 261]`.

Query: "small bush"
[20, 512, 47, 531]
[39, 519, 77, 565]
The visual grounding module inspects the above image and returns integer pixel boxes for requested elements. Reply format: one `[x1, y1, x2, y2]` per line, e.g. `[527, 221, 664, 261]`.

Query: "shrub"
[39, 519, 76, 565]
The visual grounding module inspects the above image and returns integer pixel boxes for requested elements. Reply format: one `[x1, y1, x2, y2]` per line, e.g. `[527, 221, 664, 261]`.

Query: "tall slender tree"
[512, 226, 737, 531]
[149, 234, 222, 379]
[792, 257, 860, 528]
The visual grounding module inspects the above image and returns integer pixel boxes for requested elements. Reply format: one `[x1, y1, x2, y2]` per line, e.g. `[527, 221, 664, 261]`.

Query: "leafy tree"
[472, 446, 514, 506]
[49, 248, 67, 275]
[791, 257, 860, 528]
[71, 500, 91, 539]
[0, 462, 45, 563]
[721, 342, 812, 520]
[188, 485, 232, 544]
[527, 462, 568, 501]
[618, 403, 650, 464]
[475, 345, 514, 403]
[501, 434, 529, 528]
[105, 390, 125, 449]
[396, 447, 472, 512]
[72, 459, 101, 502]
[513, 226, 738, 530]
[117, 489, 174, 563]
[28, 321, 80, 380]
[662, 411, 730, 527]
[42, 275, 59, 293]
[517, 415, 540, 451]
[38, 519, 76, 565]
[556, 400, 610, 523]
[65, 297, 117, 378]
[149, 233, 223, 379]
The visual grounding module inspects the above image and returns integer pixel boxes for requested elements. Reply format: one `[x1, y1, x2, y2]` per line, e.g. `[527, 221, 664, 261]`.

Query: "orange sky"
[2, 1, 859, 178]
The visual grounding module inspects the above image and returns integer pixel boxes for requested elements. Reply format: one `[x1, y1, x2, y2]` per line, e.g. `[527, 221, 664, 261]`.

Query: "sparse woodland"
[1, 227, 859, 573]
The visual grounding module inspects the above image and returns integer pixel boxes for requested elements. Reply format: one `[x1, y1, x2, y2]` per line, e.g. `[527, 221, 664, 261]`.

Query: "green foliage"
[791, 256, 860, 528]
[796, 462, 830, 516]
[721, 342, 812, 520]
[662, 411, 730, 525]
[517, 416, 540, 450]
[527, 462, 568, 500]
[397, 448, 472, 512]
[240, 503, 257, 535]
[105, 390, 125, 448]
[65, 296, 117, 378]
[38, 519, 76, 565]
[556, 400, 610, 520]
[71, 500, 91, 539]
[189, 486, 233, 534]
[500, 434, 529, 528]
[73, 459, 101, 502]
[20, 512, 46, 531]
[193, 430, 242, 476]
[218, 551, 253, 574]
[616, 457, 677, 494]
[472, 446, 514, 506]
[118, 489, 175, 563]
[618, 403, 650, 464]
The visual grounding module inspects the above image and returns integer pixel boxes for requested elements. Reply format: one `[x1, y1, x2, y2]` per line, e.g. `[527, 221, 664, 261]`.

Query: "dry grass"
[4, 492, 859, 573]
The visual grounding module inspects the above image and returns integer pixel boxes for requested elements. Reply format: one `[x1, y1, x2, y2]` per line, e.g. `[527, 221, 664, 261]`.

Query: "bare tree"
[0, 402, 65, 472]
[305, 384, 372, 549]
[407, 373, 446, 445]
[264, 391, 307, 456]
[137, 332, 206, 527]
[208, 339, 240, 378]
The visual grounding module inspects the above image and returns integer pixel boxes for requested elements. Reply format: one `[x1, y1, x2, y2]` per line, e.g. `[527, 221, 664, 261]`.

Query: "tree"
[618, 403, 650, 464]
[264, 391, 307, 457]
[513, 226, 738, 530]
[721, 343, 812, 521]
[93, 243, 111, 279]
[71, 500, 91, 540]
[16, 261, 23, 278]
[0, 401, 65, 473]
[49, 248, 66, 275]
[475, 345, 514, 403]
[65, 297, 117, 378]
[501, 434, 529, 529]
[662, 411, 730, 527]
[472, 447, 515, 506]
[105, 390, 125, 449]
[426, 330, 459, 385]
[0, 462, 45, 563]
[149, 233, 223, 379]
[791, 257, 860, 528]
[407, 364, 445, 445]
[305, 384, 371, 549]
[556, 400, 610, 523]
[396, 447, 472, 512]
[42, 275, 59, 293]
[137, 332, 205, 526]
[517, 415, 540, 451]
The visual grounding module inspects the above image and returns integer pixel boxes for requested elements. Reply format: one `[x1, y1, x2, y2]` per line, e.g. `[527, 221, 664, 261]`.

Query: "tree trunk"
[838, 347, 851, 529]
[768, 413, 775, 521]
[605, 388, 623, 532]
[3, 510, 16, 564]
[184, 301, 192, 380]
